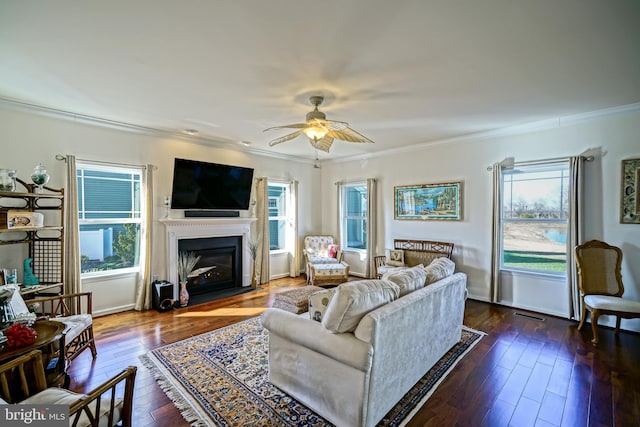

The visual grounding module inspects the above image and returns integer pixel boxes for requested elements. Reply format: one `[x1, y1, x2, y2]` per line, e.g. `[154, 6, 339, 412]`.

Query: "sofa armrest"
[261, 308, 373, 372]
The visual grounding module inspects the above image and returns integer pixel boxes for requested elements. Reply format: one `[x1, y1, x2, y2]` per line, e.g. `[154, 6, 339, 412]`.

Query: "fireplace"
[160, 217, 256, 305]
[178, 236, 242, 296]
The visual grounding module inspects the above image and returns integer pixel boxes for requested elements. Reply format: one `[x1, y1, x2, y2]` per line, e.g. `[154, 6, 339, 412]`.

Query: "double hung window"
[501, 162, 569, 274]
[268, 183, 289, 251]
[340, 182, 368, 250]
[77, 163, 142, 275]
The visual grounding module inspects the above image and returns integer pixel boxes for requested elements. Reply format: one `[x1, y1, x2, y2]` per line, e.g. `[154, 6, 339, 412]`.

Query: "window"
[268, 183, 289, 251]
[77, 163, 143, 274]
[341, 183, 368, 250]
[501, 162, 569, 274]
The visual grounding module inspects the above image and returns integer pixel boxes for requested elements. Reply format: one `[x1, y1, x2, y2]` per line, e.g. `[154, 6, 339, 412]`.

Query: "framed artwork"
[620, 158, 640, 224]
[394, 181, 462, 220]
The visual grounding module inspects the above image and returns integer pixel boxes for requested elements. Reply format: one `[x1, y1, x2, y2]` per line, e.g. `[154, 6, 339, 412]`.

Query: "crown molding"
[327, 102, 640, 165]
[0, 96, 315, 165]
[2, 95, 637, 167]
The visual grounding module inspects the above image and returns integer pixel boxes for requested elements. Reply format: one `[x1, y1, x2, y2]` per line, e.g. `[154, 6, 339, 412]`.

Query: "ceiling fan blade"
[263, 122, 307, 132]
[326, 119, 349, 131]
[268, 129, 305, 146]
[328, 127, 374, 143]
[310, 136, 334, 153]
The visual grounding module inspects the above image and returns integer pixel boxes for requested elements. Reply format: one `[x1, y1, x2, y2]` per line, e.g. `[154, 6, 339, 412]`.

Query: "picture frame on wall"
[620, 158, 640, 224]
[394, 181, 462, 220]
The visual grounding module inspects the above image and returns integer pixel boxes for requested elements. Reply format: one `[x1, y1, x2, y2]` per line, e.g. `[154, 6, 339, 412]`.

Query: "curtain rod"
[335, 178, 376, 185]
[55, 154, 156, 170]
[486, 154, 594, 171]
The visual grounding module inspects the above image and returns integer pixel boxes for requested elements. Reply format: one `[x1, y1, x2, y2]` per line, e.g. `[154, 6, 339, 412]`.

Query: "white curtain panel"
[255, 178, 270, 284]
[288, 180, 300, 277]
[490, 162, 503, 302]
[135, 164, 154, 311]
[567, 156, 585, 320]
[63, 154, 81, 296]
[336, 183, 343, 247]
[366, 178, 378, 278]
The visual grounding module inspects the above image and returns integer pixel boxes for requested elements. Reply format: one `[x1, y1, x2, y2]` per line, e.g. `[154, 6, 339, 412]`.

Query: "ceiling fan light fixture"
[303, 124, 328, 141]
[264, 95, 374, 153]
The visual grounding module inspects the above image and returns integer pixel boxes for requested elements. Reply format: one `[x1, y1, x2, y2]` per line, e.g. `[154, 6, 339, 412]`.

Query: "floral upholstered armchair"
[303, 235, 347, 285]
[303, 235, 343, 264]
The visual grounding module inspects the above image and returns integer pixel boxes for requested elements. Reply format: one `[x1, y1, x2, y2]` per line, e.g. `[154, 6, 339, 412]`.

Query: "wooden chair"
[0, 349, 137, 427]
[25, 292, 97, 362]
[574, 240, 640, 346]
[374, 255, 387, 279]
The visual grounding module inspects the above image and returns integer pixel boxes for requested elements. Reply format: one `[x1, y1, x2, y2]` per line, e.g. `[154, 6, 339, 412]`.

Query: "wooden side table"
[0, 320, 67, 387]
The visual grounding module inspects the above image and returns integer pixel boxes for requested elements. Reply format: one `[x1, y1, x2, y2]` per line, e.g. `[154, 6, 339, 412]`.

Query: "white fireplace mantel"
[160, 218, 257, 294]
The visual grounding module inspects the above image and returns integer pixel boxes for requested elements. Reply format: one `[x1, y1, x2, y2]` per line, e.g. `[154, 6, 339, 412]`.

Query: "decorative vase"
[30, 164, 50, 193]
[179, 282, 190, 307]
[0, 169, 16, 192]
[250, 265, 258, 289]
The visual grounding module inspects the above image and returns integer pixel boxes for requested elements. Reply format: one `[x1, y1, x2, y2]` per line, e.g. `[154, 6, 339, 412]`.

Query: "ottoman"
[308, 262, 350, 287]
[272, 285, 323, 314]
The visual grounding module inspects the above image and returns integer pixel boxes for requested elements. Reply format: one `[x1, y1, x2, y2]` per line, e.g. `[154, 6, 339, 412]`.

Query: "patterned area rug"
[140, 317, 484, 426]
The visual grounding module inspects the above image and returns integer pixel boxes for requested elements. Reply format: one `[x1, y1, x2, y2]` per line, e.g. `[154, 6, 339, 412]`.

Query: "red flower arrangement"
[4, 323, 38, 348]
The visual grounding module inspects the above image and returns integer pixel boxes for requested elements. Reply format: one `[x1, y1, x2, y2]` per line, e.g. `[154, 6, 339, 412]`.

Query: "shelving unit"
[0, 177, 64, 295]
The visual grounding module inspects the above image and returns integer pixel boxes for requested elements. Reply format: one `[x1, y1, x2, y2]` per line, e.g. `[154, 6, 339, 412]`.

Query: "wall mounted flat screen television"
[170, 158, 254, 210]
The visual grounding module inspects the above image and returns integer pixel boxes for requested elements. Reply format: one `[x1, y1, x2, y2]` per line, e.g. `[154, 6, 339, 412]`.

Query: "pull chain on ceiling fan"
[264, 95, 374, 153]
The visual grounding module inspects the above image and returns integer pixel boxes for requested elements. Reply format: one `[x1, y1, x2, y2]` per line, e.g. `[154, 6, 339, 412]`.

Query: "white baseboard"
[94, 304, 135, 317]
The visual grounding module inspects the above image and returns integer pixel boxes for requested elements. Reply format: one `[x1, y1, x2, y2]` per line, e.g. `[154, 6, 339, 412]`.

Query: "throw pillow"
[327, 244, 340, 258]
[308, 288, 337, 322]
[423, 257, 456, 284]
[322, 279, 400, 333]
[386, 249, 405, 267]
[382, 264, 427, 296]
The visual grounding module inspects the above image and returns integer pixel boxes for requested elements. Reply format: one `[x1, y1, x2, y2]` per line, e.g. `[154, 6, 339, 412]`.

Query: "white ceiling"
[1, 1, 639, 161]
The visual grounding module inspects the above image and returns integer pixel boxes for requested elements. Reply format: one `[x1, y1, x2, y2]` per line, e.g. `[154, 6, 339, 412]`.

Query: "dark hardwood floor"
[67, 277, 640, 427]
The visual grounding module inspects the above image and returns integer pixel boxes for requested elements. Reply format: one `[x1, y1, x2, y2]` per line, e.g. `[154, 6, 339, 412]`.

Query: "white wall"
[320, 108, 640, 332]
[0, 106, 319, 315]
[2, 103, 639, 332]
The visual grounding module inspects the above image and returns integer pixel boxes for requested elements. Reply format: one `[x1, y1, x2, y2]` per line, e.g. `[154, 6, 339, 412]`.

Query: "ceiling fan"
[264, 95, 374, 153]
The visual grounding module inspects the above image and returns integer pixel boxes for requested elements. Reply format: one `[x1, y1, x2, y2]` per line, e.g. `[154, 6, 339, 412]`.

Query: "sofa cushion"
[381, 265, 427, 296]
[377, 265, 400, 277]
[424, 257, 455, 284]
[307, 255, 337, 264]
[56, 314, 92, 342]
[308, 288, 338, 322]
[322, 279, 400, 333]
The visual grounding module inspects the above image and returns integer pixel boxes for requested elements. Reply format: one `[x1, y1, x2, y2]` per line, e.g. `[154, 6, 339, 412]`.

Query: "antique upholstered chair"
[303, 235, 348, 286]
[0, 349, 137, 427]
[303, 235, 343, 264]
[574, 240, 640, 346]
[24, 292, 97, 363]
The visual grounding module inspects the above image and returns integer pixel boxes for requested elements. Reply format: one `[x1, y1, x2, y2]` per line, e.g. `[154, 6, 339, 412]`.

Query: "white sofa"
[261, 269, 467, 427]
